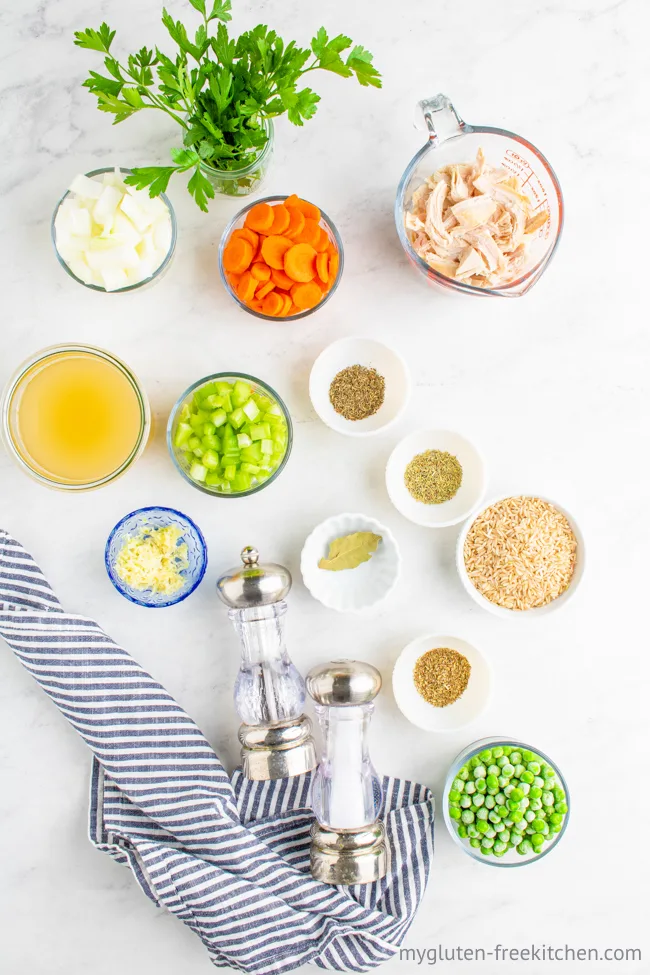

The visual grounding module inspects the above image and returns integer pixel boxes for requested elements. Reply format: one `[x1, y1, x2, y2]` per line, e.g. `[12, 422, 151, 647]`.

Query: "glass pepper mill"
[216, 546, 316, 780]
[307, 660, 388, 885]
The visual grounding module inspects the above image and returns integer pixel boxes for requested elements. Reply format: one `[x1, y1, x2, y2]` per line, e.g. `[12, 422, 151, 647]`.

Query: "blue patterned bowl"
[105, 506, 207, 607]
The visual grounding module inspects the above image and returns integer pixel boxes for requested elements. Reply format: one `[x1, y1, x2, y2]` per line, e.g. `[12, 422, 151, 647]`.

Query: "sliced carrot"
[284, 207, 305, 240]
[279, 294, 293, 316]
[328, 251, 340, 282]
[261, 234, 294, 270]
[245, 202, 274, 233]
[294, 218, 321, 248]
[314, 227, 330, 252]
[284, 194, 301, 209]
[290, 281, 322, 310]
[228, 272, 242, 291]
[255, 280, 275, 300]
[262, 291, 284, 316]
[236, 271, 257, 303]
[223, 237, 253, 274]
[250, 298, 265, 313]
[284, 243, 317, 283]
[250, 262, 271, 282]
[268, 205, 290, 236]
[231, 227, 259, 251]
[316, 252, 330, 285]
[271, 267, 295, 290]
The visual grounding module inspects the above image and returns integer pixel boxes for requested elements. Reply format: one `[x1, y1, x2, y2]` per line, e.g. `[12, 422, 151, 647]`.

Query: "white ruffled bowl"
[300, 512, 401, 613]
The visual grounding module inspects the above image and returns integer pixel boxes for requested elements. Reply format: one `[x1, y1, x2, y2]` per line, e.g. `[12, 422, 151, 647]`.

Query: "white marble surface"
[1, 0, 648, 972]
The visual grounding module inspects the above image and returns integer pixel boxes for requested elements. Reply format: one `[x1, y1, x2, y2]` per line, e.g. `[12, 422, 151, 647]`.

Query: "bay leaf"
[318, 532, 382, 572]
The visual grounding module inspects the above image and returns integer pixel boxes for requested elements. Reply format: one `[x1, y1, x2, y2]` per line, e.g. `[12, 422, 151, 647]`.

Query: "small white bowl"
[309, 337, 410, 436]
[393, 633, 492, 732]
[456, 493, 585, 618]
[300, 512, 401, 612]
[385, 429, 487, 527]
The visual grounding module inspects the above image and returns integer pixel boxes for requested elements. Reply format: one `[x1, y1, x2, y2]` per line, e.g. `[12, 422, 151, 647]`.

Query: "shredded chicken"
[405, 148, 549, 289]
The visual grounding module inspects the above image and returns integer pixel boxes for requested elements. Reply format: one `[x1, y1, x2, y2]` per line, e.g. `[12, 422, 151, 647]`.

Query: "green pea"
[470, 803, 479, 813]
[485, 827, 496, 838]
[494, 793, 505, 806]
[544, 777, 556, 791]
[496, 755, 508, 768]
[510, 810, 524, 823]
[449, 789, 461, 803]
[549, 812, 563, 825]
[470, 837, 481, 848]
[492, 747, 504, 759]
[531, 832, 545, 847]
[510, 751, 522, 765]
[533, 776, 544, 788]
[542, 791, 554, 806]
[494, 840, 507, 854]
[449, 806, 461, 820]
[461, 810, 475, 825]
[476, 819, 489, 834]
[498, 776, 510, 789]
[480, 846, 492, 856]
[487, 765, 500, 777]
[481, 837, 494, 849]
[507, 799, 521, 812]
[465, 781, 476, 795]
[501, 763, 515, 777]
[452, 778, 465, 793]
[542, 765, 555, 779]
[511, 832, 523, 846]
[520, 782, 530, 796]
[525, 810, 536, 823]
[549, 821, 562, 833]
[554, 787, 565, 802]
[519, 797, 530, 808]
[520, 770, 534, 785]
[497, 806, 509, 819]
[529, 786, 542, 800]
[513, 819, 527, 833]
[500, 829, 510, 844]
[493, 820, 504, 832]
[474, 794, 485, 808]
[531, 818, 546, 833]
[457, 824, 468, 838]
[504, 817, 513, 827]
[502, 746, 513, 756]
[493, 848, 505, 858]
[460, 796, 472, 808]
[555, 801, 568, 815]
[519, 839, 533, 854]
[509, 787, 524, 802]
[467, 824, 479, 837]
[484, 795, 495, 810]
[470, 756, 481, 768]
[479, 749, 493, 763]
[486, 774, 499, 791]
[476, 808, 489, 821]
[475, 778, 487, 794]
[529, 798, 543, 812]
[458, 767, 470, 781]
[473, 765, 487, 779]
[527, 761, 541, 775]
[513, 764, 525, 778]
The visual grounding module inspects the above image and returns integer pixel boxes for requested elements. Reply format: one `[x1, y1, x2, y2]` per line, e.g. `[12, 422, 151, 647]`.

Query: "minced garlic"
[115, 524, 189, 595]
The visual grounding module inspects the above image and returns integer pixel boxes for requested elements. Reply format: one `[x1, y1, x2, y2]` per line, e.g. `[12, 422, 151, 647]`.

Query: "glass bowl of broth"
[1, 344, 151, 491]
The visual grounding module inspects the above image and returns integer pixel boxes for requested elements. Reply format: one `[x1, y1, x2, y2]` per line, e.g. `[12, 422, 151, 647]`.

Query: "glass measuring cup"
[395, 94, 564, 297]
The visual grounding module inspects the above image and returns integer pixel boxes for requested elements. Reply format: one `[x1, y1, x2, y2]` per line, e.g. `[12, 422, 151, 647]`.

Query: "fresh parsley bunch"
[74, 0, 381, 210]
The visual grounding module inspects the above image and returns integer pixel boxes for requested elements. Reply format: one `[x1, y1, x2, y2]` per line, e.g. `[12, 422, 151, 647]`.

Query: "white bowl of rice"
[456, 494, 585, 618]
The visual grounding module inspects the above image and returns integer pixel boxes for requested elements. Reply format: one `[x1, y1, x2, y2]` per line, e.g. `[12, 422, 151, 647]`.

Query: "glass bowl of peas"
[443, 738, 570, 867]
[167, 372, 292, 497]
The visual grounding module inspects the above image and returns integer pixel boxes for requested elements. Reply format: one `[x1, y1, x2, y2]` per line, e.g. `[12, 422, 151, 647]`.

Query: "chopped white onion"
[55, 170, 173, 291]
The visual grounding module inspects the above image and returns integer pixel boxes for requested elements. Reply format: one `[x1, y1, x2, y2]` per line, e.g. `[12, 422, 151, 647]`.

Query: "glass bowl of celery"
[167, 372, 293, 497]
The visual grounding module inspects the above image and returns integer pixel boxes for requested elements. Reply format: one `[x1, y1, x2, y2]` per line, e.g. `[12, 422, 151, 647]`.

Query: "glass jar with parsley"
[74, 1, 381, 208]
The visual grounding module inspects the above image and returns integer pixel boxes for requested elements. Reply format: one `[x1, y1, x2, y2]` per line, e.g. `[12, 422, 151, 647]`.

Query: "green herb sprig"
[74, 1, 381, 210]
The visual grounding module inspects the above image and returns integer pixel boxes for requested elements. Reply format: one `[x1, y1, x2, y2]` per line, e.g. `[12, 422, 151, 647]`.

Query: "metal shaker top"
[216, 546, 292, 609]
[306, 659, 382, 707]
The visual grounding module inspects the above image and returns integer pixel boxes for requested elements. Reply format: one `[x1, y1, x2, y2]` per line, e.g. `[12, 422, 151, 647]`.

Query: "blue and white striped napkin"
[0, 529, 435, 975]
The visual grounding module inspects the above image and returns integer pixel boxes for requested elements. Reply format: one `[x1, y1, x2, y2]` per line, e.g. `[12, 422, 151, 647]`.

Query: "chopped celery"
[242, 399, 260, 421]
[174, 422, 192, 448]
[229, 407, 246, 429]
[176, 377, 290, 493]
[210, 409, 227, 428]
[232, 381, 252, 407]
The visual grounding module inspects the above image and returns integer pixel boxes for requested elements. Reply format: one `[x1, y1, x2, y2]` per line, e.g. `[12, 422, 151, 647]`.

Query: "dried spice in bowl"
[405, 449, 462, 504]
[414, 647, 471, 707]
[329, 365, 385, 421]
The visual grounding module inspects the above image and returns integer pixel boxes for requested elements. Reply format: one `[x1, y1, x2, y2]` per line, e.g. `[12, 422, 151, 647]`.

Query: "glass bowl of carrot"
[218, 194, 343, 321]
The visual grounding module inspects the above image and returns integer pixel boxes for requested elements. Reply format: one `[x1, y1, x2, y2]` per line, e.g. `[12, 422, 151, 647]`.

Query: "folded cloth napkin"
[0, 529, 435, 974]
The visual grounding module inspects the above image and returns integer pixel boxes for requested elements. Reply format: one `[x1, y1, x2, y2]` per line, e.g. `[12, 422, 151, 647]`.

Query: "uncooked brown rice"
[463, 496, 577, 611]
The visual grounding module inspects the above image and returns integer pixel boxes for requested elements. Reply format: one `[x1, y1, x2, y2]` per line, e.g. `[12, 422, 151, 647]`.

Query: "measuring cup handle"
[417, 94, 466, 145]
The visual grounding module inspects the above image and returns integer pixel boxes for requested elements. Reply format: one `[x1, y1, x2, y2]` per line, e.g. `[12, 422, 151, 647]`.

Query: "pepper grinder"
[307, 660, 387, 885]
[216, 546, 316, 780]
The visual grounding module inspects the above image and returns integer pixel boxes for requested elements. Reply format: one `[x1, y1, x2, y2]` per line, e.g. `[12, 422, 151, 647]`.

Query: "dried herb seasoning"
[413, 647, 471, 708]
[404, 449, 462, 504]
[329, 365, 385, 421]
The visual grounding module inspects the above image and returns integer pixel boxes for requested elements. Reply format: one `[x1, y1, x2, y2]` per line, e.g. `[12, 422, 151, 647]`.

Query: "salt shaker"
[216, 546, 316, 780]
[307, 660, 387, 885]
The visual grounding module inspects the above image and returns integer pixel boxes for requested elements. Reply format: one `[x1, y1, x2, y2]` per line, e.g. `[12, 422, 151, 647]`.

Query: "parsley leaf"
[74, 23, 115, 53]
